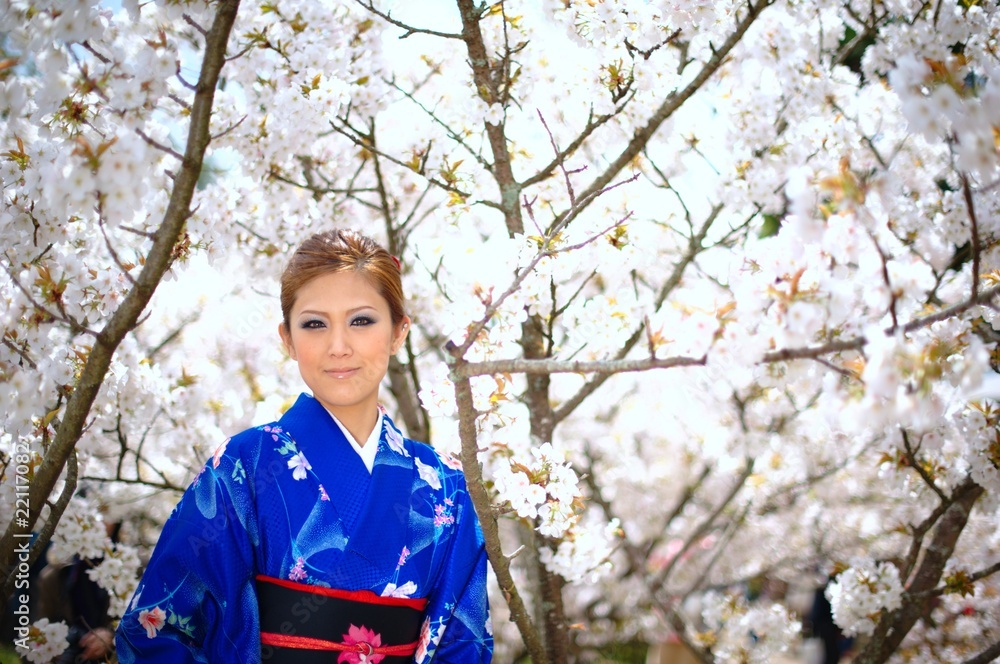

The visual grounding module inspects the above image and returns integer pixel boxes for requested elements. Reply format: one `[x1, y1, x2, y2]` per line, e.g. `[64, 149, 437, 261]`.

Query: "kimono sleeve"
[115, 435, 259, 663]
[420, 473, 493, 663]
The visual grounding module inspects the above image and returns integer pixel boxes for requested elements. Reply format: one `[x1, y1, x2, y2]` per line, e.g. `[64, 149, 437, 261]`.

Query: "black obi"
[256, 575, 427, 663]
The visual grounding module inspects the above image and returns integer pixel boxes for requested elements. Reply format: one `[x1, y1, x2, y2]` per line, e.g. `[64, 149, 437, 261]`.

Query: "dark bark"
[451, 369, 549, 664]
[854, 480, 984, 664]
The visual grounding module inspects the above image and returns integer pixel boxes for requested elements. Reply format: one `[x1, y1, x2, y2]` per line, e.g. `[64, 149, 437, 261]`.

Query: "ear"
[278, 322, 297, 360]
[392, 315, 411, 354]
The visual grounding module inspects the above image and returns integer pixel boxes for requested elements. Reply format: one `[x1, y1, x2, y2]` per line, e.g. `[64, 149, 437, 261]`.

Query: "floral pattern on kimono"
[116, 393, 492, 663]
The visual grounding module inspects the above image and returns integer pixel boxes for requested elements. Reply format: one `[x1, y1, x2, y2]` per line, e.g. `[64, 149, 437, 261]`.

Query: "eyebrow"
[296, 306, 379, 317]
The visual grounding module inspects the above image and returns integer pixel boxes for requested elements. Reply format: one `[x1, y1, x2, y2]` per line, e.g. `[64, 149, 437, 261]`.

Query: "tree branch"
[456, 0, 522, 234]
[554, 205, 720, 424]
[653, 458, 755, 588]
[355, 0, 463, 39]
[569, 0, 773, 209]
[454, 353, 706, 378]
[962, 172, 982, 301]
[855, 479, 985, 664]
[963, 641, 1000, 664]
[450, 367, 549, 664]
[0, 0, 242, 603]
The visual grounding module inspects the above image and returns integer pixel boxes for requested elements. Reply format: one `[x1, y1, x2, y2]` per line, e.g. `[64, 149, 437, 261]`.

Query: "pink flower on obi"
[287, 451, 311, 480]
[138, 606, 166, 638]
[337, 624, 384, 664]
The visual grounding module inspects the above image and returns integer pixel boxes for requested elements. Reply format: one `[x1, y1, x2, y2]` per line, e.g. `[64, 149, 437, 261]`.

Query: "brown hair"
[280, 229, 405, 328]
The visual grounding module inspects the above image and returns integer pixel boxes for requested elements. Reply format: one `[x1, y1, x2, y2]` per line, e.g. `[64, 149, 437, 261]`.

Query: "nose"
[326, 325, 352, 356]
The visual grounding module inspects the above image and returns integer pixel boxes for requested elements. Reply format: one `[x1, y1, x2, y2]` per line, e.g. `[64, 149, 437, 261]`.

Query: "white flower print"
[384, 421, 409, 457]
[287, 451, 311, 480]
[381, 580, 418, 598]
[415, 458, 441, 490]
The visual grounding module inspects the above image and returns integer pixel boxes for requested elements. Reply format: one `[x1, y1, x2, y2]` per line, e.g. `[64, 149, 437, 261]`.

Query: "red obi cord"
[260, 631, 419, 656]
[256, 574, 428, 610]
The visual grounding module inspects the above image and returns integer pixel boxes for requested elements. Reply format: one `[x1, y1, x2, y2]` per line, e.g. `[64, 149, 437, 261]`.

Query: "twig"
[2, 336, 38, 370]
[80, 41, 111, 64]
[0, 260, 99, 337]
[653, 458, 754, 587]
[385, 78, 492, 171]
[867, 229, 899, 331]
[211, 114, 247, 141]
[183, 13, 208, 37]
[553, 206, 720, 424]
[354, 0, 463, 39]
[329, 121, 486, 205]
[537, 110, 576, 207]
[900, 429, 946, 502]
[569, 0, 773, 210]
[135, 128, 184, 160]
[97, 214, 138, 287]
[521, 105, 628, 190]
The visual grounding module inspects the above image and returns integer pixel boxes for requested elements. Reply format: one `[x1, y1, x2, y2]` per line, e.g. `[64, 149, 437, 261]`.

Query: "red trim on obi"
[255, 574, 428, 610]
[261, 632, 419, 656]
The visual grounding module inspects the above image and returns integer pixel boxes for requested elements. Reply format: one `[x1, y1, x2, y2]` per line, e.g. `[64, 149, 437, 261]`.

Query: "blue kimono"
[116, 394, 493, 663]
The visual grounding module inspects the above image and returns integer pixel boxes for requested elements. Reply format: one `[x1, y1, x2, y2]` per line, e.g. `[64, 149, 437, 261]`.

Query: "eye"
[351, 316, 376, 327]
[299, 319, 326, 330]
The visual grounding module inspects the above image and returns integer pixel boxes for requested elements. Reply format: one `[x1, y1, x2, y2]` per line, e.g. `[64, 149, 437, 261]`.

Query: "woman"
[116, 230, 493, 662]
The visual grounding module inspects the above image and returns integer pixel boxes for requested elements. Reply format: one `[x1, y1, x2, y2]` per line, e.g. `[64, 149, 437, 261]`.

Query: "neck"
[328, 404, 379, 446]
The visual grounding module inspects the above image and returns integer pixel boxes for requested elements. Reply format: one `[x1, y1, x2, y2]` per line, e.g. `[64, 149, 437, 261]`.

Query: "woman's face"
[278, 270, 409, 424]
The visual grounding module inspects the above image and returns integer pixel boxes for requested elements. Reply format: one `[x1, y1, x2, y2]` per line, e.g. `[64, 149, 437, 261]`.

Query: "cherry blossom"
[4, 0, 1000, 662]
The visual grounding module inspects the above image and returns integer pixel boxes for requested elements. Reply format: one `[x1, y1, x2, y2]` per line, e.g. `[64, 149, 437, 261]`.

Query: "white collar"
[323, 408, 382, 474]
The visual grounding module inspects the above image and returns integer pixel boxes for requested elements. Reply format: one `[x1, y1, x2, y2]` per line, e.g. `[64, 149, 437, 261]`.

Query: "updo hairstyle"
[279, 229, 405, 328]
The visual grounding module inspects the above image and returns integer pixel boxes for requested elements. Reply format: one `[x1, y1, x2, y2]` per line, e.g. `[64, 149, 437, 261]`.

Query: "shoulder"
[201, 420, 298, 488]
[208, 423, 270, 467]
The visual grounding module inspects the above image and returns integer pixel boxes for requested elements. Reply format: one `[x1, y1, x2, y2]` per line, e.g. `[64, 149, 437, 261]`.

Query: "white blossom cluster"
[538, 516, 620, 583]
[827, 561, 905, 637]
[48, 497, 111, 563]
[493, 442, 581, 538]
[86, 542, 142, 619]
[890, 52, 1000, 176]
[696, 592, 801, 664]
[5, 0, 1000, 659]
[22, 618, 69, 664]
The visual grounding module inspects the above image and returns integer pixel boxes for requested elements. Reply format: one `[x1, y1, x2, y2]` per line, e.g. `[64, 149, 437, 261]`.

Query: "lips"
[324, 368, 358, 378]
